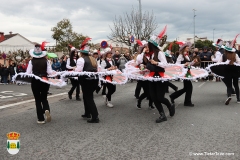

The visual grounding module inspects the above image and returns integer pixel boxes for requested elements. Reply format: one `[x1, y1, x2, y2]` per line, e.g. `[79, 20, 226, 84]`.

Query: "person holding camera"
[117, 53, 128, 72]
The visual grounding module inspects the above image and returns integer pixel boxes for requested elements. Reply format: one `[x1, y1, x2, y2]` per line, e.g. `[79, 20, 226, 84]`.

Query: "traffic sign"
[130, 35, 134, 43]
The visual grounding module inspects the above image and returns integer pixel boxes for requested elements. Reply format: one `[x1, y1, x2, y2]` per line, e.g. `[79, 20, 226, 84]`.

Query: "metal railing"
[200, 61, 215, 69]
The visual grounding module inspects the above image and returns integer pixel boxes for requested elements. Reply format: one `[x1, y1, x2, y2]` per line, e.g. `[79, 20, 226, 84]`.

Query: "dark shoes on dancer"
[170, 95, 194, 107]
[82, 114, 91, 119]
[225, 97, 232, 105]
[168, 103, 175, 117]
[156, 112, 167, 123]
[68, 92, 81, 101]
[82, 114, 99, 123]
[136, 100, 141, 109]
[134, 95, 139, 99]
[87, 118, 100, 123]
[136, 100, 155, 110]
[149, 105, 155, 110]
[184, 103, 194, 107]
[68, 92, 72, 99]
[156, 103, 175, 123]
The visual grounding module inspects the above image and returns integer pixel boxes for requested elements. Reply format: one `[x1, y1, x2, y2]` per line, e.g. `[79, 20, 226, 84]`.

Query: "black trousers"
[95, 82, 107, 95]
[138, 81, 153, 106]
[134, 81, 142, 98]
[69, 78, 80, 98]
[170, 80, 192, 105]
[225, 76, 239, 99]
[80, 77, 99, 119]
[149, 81, 171, 114]
[106, 83, 116, 101]
[222, 78, 235, 93]
[31, 78, 50, 121]
[166, 81, 177, 92]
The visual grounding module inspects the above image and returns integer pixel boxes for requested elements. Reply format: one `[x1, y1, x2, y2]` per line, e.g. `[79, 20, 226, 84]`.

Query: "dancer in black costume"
[170, 42, 194, 107]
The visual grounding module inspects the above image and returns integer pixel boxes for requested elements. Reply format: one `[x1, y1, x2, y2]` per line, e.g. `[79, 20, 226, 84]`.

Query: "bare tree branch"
[109, 8, 158, 48]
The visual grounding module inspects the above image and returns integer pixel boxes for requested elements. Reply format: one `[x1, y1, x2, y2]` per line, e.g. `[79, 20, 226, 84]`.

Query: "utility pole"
[138, 0, 142, 40]
[193, 9, 196, 48]
[213, 28, 215, 42]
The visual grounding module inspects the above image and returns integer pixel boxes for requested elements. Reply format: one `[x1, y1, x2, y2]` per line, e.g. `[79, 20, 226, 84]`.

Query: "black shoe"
[68, 92, 72, 99]
[156, 113, 167, 123]
[184, 103, 194, 107]
[225, 97, 231, 105]
[169, 103, 175, 117]
[174, 87, 178, 91]
[169, 95, 175, 104]
[76, 97, 81, 101]
[136, 100, 141, 109]
[82, 114, 91, 119]
[134, 95, 139, 99]
[149, 105, 155, 110]
[87, 118, 99, 123]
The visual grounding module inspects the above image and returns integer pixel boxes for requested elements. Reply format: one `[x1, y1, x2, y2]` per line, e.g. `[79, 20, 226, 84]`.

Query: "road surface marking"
[0, 92, 67, 110]
[0, 91, 28, 99]
[198, 82, 205, 88]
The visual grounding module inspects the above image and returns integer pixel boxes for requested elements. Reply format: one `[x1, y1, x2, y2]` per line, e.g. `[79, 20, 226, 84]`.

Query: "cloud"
[0, 0, 239, 45]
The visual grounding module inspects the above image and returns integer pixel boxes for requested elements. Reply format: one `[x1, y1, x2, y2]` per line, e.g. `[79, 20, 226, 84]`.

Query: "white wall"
[0, 34, 34, 53]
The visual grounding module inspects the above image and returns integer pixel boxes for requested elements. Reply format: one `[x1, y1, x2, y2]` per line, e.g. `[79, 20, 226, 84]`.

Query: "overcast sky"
[1, 0, 240, 45]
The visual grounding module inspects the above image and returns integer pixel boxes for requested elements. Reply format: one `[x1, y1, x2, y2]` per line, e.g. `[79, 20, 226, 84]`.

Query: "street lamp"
[193, 9, 196, 48]
[213, 28, 215, 42]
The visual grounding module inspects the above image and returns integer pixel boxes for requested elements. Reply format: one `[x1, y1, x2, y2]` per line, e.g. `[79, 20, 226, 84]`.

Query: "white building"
[186, 36, 208, 44]
[0, 32, 36, 53]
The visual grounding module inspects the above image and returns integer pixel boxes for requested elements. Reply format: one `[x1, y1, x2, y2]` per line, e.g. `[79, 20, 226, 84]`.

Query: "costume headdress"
[68, 44, 76, 51]
[136, 39, 148, 53]
[79, 37, 91, 54]
[29, 41, 48, 58]
[148, 25, 167, 50]
[176, 41, 192, 51]
[212, 39, 223, 48]
[224, 34, 240, 52]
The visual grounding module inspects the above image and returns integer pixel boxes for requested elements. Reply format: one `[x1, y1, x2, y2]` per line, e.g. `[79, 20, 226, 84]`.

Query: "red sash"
[105, 75, 112, 82]
[42, 77, 48, 81]
[148, 72, 164, 77]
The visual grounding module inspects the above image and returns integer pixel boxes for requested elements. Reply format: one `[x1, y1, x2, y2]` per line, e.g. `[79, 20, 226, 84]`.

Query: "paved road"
[0, 81, 239, 159]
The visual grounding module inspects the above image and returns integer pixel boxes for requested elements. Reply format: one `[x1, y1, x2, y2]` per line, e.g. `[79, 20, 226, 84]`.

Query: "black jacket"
[1, 67, 9, 76]
[8, 65, 15, 75]
[61, 61, 67, 71]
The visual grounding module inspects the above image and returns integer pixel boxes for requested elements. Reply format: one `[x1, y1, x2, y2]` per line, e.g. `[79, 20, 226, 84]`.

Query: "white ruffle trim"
[12, 73, 67, 87]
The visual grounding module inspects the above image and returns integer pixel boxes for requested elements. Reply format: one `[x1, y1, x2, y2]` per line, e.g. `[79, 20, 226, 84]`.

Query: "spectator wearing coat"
[117, 54, 128, 72]
[1, 65, 9, 84]
[52, 59, 61, 71]
[199, 46, 212, 69]
[8, 62, 16, 83]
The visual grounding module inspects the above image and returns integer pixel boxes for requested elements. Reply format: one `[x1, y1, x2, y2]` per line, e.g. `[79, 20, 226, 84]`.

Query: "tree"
[163, 41, 180, 53]
[51, 19, 87, 52]
[195, 40, 216, 51]
[109, 8, 158, 51]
